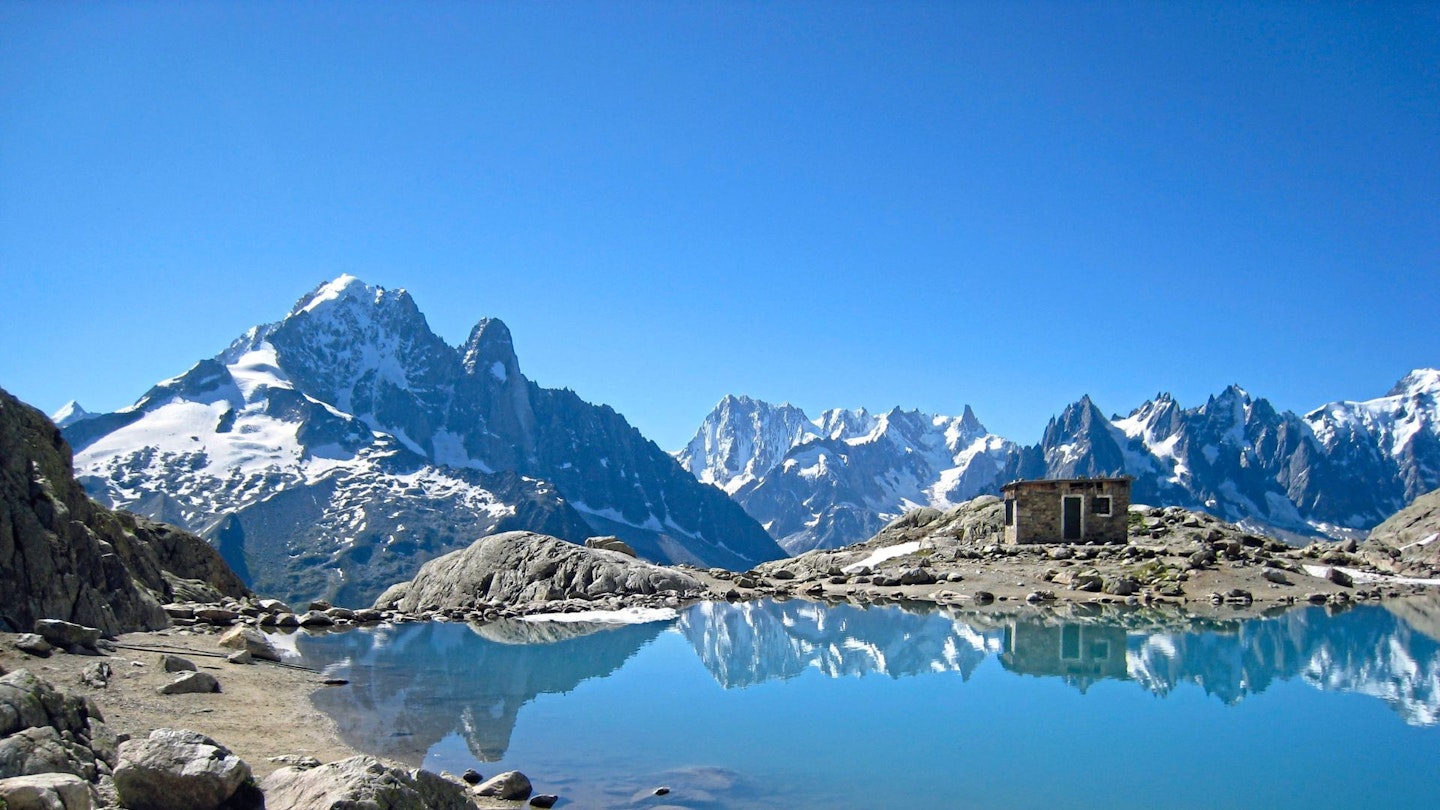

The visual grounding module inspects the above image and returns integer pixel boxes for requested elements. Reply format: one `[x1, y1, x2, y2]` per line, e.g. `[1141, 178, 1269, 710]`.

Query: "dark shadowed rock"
[113, 728, 250, 810]
[374, 531, 704, 611]
[261, 755, 476, 810]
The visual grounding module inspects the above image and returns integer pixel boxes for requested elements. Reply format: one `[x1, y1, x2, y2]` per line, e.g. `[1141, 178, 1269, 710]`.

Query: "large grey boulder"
[32, 620, 100, 652]
[260, 755, 476, 810]
[215, 626, 281, 662]
[374, 531, 705, 612]
[0, 772, 93, 810]
[112, 728, 251, 810]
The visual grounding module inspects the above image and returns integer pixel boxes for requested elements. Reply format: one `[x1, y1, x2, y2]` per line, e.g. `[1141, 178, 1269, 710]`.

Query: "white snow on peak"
[295, 274, 378, 315]
[1304, 368, 1440, 457]
[51, 400, 92, 427]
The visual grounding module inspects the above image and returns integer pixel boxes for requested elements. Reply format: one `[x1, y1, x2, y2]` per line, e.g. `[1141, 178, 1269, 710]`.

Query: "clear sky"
[1, 2, 1436, 450]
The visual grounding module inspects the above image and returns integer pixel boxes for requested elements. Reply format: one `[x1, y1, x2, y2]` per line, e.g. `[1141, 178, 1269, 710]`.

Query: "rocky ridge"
[1359, 487, 1440, 578]
[678, 370, 1440, 551]
[1, 386, 248, 636]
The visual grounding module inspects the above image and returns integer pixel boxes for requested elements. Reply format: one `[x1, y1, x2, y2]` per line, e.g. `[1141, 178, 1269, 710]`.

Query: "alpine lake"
[276, 597, 1440, 809]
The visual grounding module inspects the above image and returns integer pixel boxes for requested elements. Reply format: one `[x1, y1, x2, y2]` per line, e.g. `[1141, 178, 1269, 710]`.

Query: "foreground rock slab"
[113, 728, 252, 810]
[261, 755, 477, 810]
[0, 772, 93, 810]
[374, 531, 705, 613]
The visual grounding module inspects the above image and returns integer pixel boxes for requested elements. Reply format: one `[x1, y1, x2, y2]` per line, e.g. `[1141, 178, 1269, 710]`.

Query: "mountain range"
[677, 370, 1440, 553]
[60, 276, 784, 606]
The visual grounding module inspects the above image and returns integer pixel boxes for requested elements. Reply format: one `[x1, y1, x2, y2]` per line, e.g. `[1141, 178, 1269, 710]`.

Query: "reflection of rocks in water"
[296, 619, 668, 764]
[677, 599, 1000, 688]
[1000, 622, 1128, 692]
[1384, 594, 1440, 644]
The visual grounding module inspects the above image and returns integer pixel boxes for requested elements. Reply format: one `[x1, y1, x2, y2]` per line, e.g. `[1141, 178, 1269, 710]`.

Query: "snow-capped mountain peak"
[66, 277, 784, 606]
[50, 400, 93, 428]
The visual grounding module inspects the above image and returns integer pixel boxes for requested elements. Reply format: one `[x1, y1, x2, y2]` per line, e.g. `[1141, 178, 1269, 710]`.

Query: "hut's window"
[1091, 496, 1112, 516]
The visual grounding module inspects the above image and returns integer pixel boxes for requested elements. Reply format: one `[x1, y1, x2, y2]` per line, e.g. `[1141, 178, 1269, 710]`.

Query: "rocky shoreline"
[6, 500, 1440, 808]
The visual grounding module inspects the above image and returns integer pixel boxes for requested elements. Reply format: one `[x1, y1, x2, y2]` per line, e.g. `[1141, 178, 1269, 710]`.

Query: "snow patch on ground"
[521, 607, 678, 625]
[843, 541, 922, 573]
[1303, 564, 1440, 587]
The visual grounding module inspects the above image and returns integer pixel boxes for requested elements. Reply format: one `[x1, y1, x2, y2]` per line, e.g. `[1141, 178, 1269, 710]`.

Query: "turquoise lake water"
[285, 600, 1440, 809]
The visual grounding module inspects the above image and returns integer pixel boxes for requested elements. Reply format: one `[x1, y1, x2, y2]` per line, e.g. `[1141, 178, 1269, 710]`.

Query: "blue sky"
[1, 2, 1436, 450]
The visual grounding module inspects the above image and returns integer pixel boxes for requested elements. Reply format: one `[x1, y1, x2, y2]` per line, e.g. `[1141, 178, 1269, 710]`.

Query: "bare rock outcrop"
[1362, 488, 1440, 577]
[261, 755, 477, 810]
[373, 531, 705, 612]
[0, 387, 247, 635]
[0, 669, 116, 783]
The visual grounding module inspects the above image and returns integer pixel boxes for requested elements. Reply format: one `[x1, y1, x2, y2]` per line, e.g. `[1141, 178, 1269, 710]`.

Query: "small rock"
[475, 770, 532, 800]
[192, 608, 238, 625]
[461, 769, 483, 785]
[13, 634, 53, 658]
[530, 794, 559, 808]
[307, 600, 333, 612]
[654, 786, 672, 795]
[81, 661, 112, 688]
[1326, 567, 1354, 588]
[298, 611, 335, 628]
[158, 672, 220, 695]
[160, 655, 197, 673]
[972, 591, 995, 604]
[1262, 568, 1290, 585]
[226, 650, 253, 665]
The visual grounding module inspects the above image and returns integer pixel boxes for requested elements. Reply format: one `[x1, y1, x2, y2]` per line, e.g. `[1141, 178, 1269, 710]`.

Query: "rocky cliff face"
[1359, 488, 1440, 577]
[65, 276, 784, 607]
[681, 371, 1440, 548]
[0, 387, 246, 635]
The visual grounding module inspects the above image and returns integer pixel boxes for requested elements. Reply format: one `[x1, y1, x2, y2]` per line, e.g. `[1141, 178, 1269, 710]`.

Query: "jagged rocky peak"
[460, 317, 522, 381]
[675, 394, 819, 492]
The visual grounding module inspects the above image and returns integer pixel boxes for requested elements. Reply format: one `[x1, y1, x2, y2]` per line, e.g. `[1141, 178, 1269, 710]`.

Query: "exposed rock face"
[65, 276, 785, 608]
[112, 728, 251, 810]
[0, 387, 247, 635]
[0, 669, 116, 790]
[0, 771, 93, 809]
[1361, 488, 1440, 577]
[375, 531, 705, 612]
[260, 755, 477, 810]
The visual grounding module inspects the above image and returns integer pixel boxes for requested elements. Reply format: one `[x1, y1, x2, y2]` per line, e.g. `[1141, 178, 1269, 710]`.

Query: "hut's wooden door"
[1062, 496, 1083, 541]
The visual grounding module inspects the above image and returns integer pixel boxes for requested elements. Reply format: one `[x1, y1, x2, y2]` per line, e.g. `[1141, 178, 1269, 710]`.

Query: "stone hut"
[1001, 477, 1131, 545]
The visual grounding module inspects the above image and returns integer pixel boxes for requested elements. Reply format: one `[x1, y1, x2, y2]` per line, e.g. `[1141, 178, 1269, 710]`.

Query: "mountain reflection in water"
[290, 598, 1440, 766]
